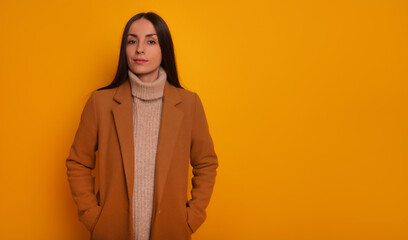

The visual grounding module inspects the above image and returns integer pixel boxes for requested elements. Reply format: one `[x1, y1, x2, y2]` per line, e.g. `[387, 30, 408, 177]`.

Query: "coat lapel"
[111, 79, 183, 215]
[112, 79, 135, 204]
[153, 81, 183, 213]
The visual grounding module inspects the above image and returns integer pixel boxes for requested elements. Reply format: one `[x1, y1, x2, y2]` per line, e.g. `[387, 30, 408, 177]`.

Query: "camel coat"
[66, 79, 218, 240]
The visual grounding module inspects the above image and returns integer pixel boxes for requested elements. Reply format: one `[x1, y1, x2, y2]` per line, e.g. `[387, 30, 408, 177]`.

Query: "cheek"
[126, 46, 134, 58]
[154, 48, 162, 63]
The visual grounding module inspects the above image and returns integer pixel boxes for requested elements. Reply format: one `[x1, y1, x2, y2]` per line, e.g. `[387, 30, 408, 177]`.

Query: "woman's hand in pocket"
[79, 205, 102, 232]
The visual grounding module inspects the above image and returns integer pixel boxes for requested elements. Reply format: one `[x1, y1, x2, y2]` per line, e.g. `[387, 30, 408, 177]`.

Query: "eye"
[127, 40, 136, 44]
[147, 40, 157, 44]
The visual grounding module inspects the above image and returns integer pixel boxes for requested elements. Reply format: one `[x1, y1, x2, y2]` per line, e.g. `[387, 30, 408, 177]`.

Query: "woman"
[66, 12, 218, 240]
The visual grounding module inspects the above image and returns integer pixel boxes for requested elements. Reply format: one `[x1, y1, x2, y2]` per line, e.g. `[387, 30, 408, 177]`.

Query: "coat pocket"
[79, 205, 102, 232]
[184, 204, 193, 235]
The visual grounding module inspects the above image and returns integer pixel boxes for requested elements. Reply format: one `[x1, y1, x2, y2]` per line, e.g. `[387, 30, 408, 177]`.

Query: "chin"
[131, 66, 159, 76]
[130, 67, 146, 74]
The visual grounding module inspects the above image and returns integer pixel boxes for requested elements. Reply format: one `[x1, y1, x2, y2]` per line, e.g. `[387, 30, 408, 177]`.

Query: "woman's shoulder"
[173, 84, 207, 111]
[174, 85, 197, 100]
[85, 84, 123, 112]
[93, 86, 117, 97]
[92, 86, 118, 106]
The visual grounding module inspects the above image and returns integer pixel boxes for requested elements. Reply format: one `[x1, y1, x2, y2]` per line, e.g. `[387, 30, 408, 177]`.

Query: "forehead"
[128, 18, 157, 36]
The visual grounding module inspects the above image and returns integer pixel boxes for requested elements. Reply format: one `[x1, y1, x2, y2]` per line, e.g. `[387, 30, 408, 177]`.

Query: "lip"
[134, 59, 148, 64]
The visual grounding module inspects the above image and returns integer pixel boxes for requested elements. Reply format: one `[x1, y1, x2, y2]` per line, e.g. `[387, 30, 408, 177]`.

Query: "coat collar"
[111, 79, 184, 234]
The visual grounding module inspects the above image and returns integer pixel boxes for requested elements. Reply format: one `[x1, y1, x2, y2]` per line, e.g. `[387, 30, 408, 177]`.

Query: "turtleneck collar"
[128, 66, 167, 100]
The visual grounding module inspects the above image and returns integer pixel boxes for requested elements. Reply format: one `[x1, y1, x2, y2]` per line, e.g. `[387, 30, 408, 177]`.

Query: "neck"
[128, 66, 167, 100]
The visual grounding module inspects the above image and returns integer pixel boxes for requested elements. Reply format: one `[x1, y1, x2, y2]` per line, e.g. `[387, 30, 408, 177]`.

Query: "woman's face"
[126, 18, 162, 82]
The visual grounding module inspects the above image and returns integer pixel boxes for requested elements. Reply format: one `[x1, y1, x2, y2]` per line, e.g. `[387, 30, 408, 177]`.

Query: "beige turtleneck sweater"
[128, 66, 167, 240]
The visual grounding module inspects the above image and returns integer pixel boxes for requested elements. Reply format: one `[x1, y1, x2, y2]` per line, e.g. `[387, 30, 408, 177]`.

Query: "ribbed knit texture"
[128, 66, 167, 240]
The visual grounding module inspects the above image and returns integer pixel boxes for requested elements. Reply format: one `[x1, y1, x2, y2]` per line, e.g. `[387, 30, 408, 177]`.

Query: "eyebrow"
[127, 33, 157, 38]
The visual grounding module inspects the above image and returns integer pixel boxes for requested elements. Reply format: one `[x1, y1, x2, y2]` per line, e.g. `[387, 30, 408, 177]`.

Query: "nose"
[136, 42, 145, 54]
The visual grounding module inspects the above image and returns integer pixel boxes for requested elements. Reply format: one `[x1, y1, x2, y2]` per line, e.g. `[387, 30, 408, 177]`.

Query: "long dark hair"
[97, 12, 183, 91]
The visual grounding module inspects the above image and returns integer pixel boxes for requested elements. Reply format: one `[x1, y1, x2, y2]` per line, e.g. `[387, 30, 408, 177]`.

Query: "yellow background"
[1, 0, 407, 239]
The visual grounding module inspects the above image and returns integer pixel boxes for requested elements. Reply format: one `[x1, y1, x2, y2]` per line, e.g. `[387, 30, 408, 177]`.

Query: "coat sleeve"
[187, 92, 219, 233]
[66, 90, 101, 232]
